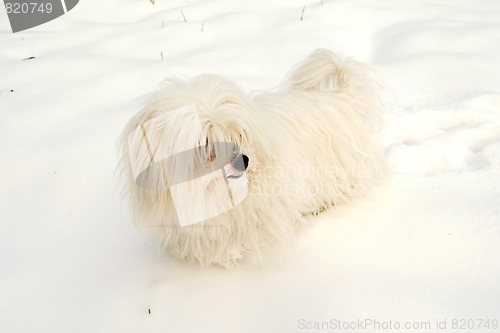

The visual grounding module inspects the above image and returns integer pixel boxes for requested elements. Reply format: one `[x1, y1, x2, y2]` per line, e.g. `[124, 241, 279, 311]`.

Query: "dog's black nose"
[242, 154, 249, 170]
[233, 154, 249, 171]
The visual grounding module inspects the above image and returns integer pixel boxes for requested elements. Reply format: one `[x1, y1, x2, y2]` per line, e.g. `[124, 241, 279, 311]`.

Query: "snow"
[1, 0, 500, 332]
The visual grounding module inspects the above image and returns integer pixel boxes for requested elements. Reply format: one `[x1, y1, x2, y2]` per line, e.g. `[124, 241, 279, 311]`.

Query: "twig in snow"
[181, 11, 187, 22]
[201, 22, 204, 32]
[301, 5, 306, 20]
[161, 52, 163, 61]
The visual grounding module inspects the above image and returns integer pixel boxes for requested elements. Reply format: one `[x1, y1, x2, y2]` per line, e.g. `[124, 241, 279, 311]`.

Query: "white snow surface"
[1, 0, 500, 332]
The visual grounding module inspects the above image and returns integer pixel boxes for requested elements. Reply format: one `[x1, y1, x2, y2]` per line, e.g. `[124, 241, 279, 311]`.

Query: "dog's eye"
[203, 140, 216, 162]
[209, 151, 216, 162]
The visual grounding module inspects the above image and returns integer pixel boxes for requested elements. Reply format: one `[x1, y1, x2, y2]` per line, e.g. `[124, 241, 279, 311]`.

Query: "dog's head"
[119, 74, 269, 227]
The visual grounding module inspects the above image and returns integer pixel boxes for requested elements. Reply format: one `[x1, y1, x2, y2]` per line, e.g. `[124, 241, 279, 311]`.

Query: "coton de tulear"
[118, 49, 389, 267]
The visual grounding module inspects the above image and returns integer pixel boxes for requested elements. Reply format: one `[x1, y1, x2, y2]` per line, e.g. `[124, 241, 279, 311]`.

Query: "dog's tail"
[279, 48, 386, 130]
[281, 49, 383, 96]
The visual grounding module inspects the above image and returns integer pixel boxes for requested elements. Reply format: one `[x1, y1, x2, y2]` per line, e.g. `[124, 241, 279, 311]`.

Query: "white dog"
[118, 49, 388, 267]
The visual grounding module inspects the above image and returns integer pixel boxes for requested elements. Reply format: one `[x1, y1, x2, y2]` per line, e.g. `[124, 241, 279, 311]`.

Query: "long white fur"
[118, 49, 389, 267]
